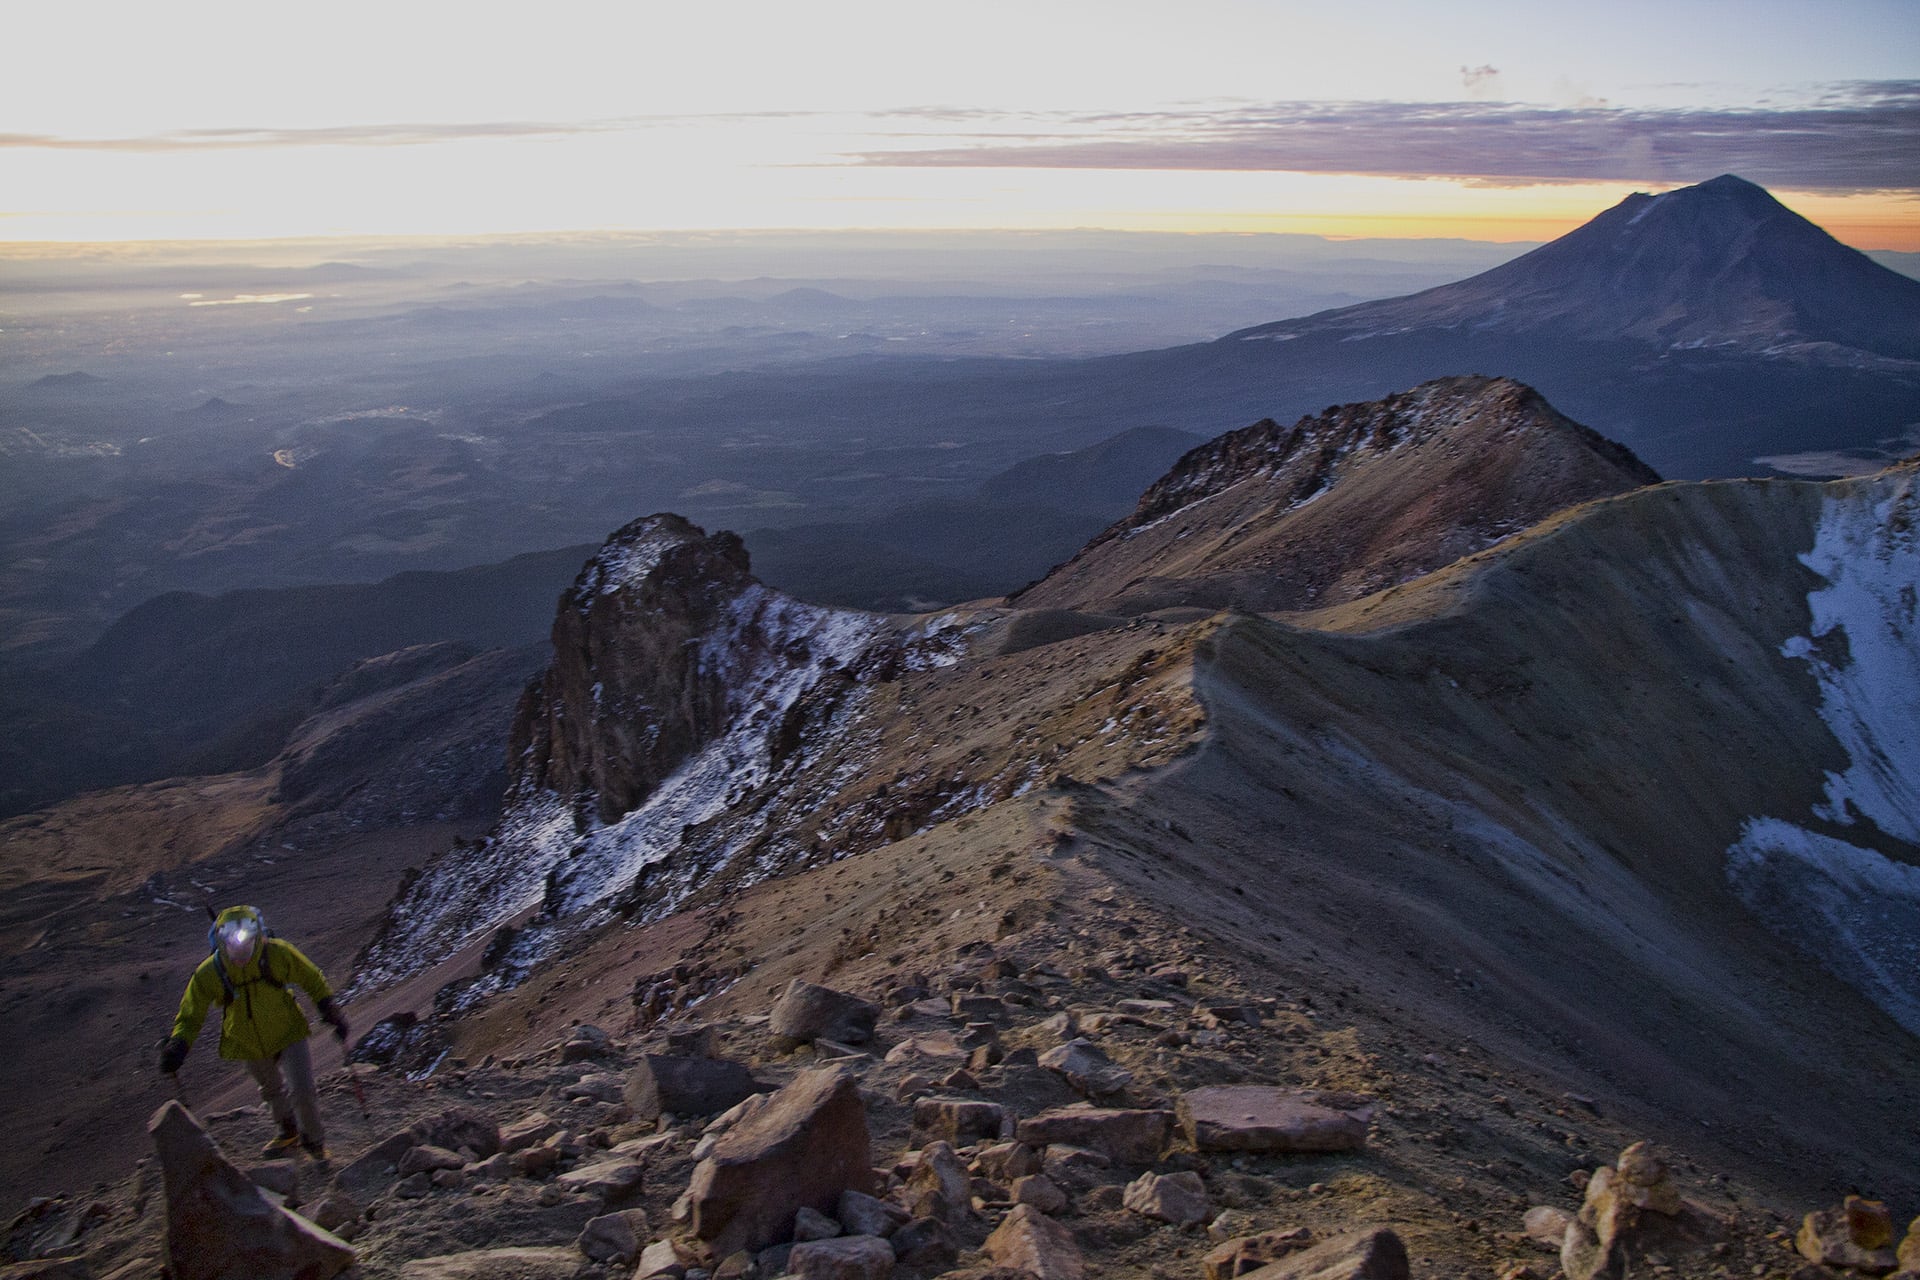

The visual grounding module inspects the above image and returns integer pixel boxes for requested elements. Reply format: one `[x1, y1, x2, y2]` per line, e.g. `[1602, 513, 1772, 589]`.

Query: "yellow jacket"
[170, 937, 333, 1061]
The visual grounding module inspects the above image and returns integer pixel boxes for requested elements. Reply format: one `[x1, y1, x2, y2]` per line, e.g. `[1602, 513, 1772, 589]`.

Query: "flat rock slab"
[398, 1246, 591, 1279]
[1016, 1106, 1173, 1164]
[1178, 1087, 1374, 1153]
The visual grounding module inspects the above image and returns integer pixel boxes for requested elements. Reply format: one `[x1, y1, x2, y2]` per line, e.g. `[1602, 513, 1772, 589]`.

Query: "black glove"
[317, 997, 349, 1043]
[159, 1035, 189, 1075]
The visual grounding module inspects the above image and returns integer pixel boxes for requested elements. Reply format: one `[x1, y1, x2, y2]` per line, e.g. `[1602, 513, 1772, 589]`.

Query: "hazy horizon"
[5, 0, 1916, 248]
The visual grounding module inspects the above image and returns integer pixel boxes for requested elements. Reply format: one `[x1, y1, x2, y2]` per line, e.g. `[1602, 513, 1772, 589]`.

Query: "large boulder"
[688, 1066, 874, 1257]
[625, 1054, 759, 1121]
[1178, 1087, 1374, 1153]
[769, 980, 880, 1049]
[148, 1101, 355, 1280]
[1236, 1227, 1408, 1279]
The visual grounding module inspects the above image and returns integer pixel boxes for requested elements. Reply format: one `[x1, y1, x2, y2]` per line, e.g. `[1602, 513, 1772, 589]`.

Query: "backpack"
[205, 905, 285, 1004]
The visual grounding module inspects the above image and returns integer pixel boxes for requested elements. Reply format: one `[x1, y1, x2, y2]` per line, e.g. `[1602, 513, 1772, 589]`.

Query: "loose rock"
[769, 980, 880, 1049]
[1233, 1227, 1409, 1279]
[1016, 1105, 1173, 1164]
[148, 1101, 354, 1280]
[786, 1233, 896, 1279]
[984, 1203, 1086, 1280]
[625, 1054, 759, 1121]
[1123, 1170, 1210, 1226]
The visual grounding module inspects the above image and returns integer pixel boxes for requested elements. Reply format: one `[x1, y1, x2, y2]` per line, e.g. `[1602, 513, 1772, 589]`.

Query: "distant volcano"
[1231, 175, 1920, 363]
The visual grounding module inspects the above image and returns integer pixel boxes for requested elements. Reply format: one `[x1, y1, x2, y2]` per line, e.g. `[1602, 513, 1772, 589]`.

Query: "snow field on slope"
[1726, 471, 1920, 1034]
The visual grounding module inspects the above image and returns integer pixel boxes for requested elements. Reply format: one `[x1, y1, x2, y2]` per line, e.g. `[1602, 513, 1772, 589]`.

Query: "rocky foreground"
[9, 886, 1917, 1280]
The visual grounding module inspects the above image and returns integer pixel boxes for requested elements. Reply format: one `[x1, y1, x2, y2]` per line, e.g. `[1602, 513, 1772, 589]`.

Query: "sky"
[3, 0, 1917, 247]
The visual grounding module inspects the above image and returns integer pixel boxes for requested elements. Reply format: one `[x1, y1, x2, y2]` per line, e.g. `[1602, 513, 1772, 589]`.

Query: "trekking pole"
[347, 1066, 371, 1125]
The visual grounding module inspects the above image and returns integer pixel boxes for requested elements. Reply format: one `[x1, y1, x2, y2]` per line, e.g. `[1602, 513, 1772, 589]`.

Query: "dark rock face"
[509, 514, 754, 824]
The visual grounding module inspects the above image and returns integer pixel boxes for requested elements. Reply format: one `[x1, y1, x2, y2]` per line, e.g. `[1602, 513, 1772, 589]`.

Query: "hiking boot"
[260, 1119, 300, 1158]
[301, 1139, 330, 1163]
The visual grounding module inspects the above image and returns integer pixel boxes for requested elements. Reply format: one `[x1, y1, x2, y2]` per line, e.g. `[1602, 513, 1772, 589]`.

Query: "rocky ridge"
[1011, 376, 1658, 615]
[349, 515, 1204, 1009]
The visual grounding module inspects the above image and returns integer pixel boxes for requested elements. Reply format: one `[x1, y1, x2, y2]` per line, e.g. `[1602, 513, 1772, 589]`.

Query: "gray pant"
[243, 1038, 323, 1146]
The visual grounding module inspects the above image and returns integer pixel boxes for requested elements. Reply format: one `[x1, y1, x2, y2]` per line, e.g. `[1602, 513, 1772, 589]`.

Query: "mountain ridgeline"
[1012, 375, 1659, 615]
[347, 374, 1920, 1211]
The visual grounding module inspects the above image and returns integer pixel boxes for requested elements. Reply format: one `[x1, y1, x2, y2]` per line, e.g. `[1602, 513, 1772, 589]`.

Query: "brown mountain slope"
[358, 460, 1916, 1216]
[1012, 376, 1658, 616]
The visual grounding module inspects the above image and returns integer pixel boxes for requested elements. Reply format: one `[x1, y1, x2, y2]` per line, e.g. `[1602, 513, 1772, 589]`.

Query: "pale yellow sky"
[3, 0, 1915, 247]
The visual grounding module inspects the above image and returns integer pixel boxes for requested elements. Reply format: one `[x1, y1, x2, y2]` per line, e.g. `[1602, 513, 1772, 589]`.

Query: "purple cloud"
[851, 82, 1920, 194]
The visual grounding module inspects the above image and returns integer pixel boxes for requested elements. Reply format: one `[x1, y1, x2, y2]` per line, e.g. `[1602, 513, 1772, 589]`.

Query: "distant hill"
[25, 371, 104, 390]
[978, 425, 1205, 514]
[746, 425, 1204, 610]
[0, 543, 596, 817]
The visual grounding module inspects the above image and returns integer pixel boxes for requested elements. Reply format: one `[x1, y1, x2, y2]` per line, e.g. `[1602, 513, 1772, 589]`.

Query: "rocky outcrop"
[509, 515, 756, 823]
[148, 1101, 354, 1280]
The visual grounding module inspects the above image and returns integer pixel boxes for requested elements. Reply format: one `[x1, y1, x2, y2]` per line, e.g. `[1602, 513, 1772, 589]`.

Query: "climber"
[158, 905, 350, 1160]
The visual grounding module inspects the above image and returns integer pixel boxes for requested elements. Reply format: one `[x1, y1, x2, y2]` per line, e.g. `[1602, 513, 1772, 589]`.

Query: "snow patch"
[573, 523, 692, 608]
[1791, 474, 1920, 838]
[1727, 818, 1920, 1035]
[1725, 470, 1920, 1033]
